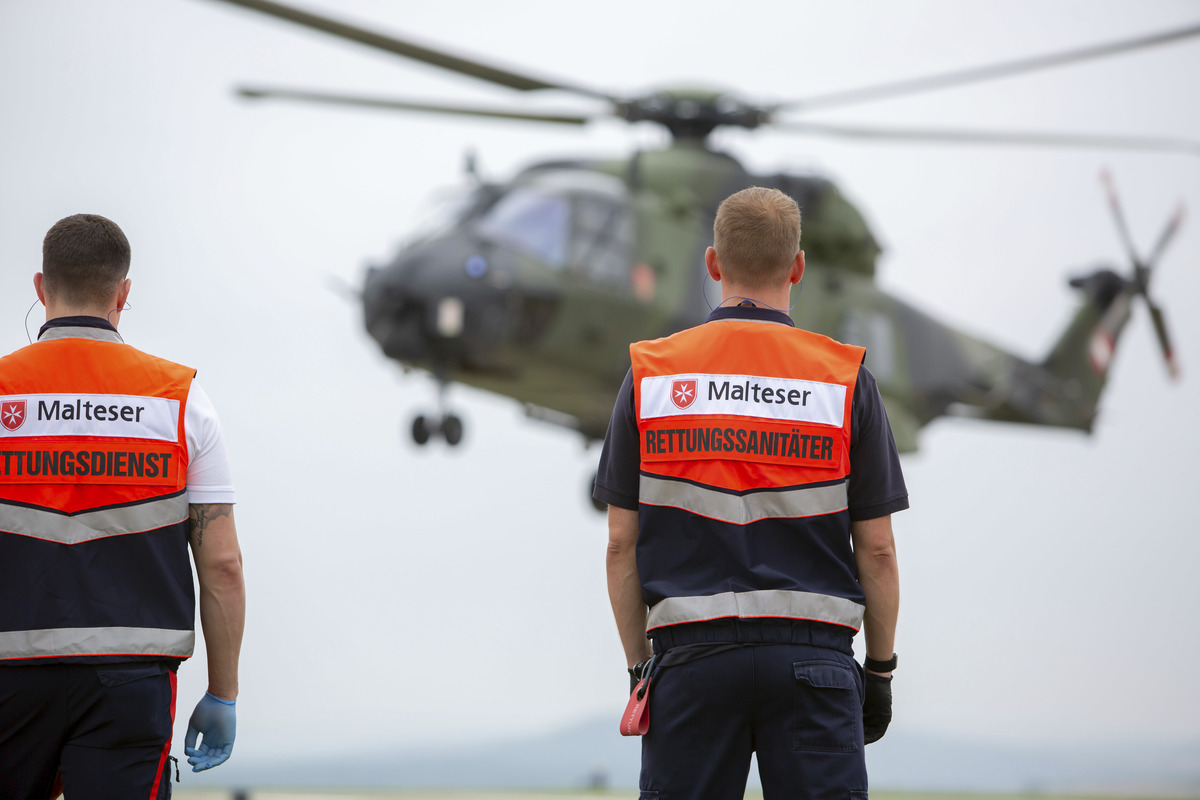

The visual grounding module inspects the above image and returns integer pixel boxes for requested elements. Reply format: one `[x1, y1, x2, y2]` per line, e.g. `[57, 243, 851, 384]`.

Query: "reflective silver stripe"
[0, 626, 194, 660]
[639, 474, 847, 524]
[0, 493, 188, 544]
[647, 590, 864, 631]
[37, 326, 124, 343]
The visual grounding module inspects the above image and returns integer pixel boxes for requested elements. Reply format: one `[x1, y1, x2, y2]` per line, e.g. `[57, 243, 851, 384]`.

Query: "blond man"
[595, 187, 906, 798]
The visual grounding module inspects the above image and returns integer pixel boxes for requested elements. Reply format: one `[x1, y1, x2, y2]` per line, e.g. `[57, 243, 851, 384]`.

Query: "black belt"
[650, 618, 855, 654]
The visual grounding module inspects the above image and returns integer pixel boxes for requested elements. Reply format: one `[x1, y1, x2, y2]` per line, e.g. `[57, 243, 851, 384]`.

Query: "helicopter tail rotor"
[1100, 171, 1184, 380]
[1047, 176, 1183, 414]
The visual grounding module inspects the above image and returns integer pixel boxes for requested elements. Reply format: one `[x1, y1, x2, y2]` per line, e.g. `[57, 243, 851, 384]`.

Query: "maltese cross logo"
[1, 400, 27, 432]
[671, 380, 697, 410]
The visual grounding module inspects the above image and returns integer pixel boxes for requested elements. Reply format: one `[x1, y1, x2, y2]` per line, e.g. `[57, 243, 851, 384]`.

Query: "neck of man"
[718, 282, 794, 312]
[44, 300, 121, 328]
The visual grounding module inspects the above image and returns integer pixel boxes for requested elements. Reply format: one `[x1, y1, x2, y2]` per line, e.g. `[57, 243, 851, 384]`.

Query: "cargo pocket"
[92, 662, 173, 748]
[792, 659, 861, 752]
[95, 662, 167, 688]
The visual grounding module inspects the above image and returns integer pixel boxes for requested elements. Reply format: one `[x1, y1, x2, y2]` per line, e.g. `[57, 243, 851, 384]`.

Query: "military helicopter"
[204, 0, 1194, 462]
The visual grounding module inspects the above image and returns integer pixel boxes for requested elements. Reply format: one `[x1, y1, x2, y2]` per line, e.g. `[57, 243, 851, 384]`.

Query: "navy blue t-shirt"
[593, 305, 909, 518]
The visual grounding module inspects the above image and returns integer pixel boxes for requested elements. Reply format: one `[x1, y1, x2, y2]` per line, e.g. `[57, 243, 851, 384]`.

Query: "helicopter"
[202, 0, 1194, 468]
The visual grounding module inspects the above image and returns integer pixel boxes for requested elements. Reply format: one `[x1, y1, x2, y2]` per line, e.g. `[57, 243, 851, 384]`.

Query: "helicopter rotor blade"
[1145, 202, 1187, 270]
[1100, 170, 1143, 269]
[771, 121, 1200, 157]
[773, 21, 1200, 114]
[1146, 299, 1180, 379]
[237, 86, 594, 126]
[204, 0, 614, 101]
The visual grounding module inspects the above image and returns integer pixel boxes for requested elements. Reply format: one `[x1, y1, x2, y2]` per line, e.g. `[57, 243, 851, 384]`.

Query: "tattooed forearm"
[188, 503, 233, 548]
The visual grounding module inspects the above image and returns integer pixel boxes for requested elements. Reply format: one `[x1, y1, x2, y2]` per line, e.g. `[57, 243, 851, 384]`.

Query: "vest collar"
[38, 316, 124, 344]
[706, 305, 795, 327]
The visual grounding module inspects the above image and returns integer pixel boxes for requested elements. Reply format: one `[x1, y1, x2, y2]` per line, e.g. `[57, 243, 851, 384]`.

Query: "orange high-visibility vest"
[631, 315, 866, 634]
[0, 324, 196, 662]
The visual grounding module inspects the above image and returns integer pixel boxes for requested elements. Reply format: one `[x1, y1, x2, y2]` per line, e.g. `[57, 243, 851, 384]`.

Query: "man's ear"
[116, 277, 132, 309]
[705, 246, 722, 282]
[789, 251, 805, 285]
[33, 272, 46, 306]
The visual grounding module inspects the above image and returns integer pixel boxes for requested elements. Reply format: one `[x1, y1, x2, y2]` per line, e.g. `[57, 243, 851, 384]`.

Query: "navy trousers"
[639, 643, 867, 800]
[0, 662, 176, 800]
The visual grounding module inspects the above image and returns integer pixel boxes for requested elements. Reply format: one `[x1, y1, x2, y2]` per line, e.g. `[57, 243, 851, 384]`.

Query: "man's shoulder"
[128, 345, 195, 378]
[86, 337, 196, 383]
[632, 321, 705, 346]
[44, 337, 197, 390]
[790, 324, 865, 359]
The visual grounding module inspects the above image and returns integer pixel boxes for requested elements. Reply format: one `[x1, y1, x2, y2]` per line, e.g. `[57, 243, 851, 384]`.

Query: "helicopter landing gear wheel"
[408, 374, 465, 447]
[411, 415, 433, 446]
[442, 414, 464, 446]
[408, 412, 464, 446]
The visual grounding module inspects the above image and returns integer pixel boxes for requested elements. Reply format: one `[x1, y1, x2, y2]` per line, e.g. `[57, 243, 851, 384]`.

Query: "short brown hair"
[712, 187, 801, 289]
[42, 214, 131, 308]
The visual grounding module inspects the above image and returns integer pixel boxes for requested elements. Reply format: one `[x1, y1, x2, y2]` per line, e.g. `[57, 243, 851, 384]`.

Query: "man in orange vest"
[0, 214, 247, 798]
[595, 187, 907, 798]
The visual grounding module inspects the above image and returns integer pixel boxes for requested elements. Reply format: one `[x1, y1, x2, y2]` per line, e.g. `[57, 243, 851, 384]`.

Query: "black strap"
[864, 653, 897, 672]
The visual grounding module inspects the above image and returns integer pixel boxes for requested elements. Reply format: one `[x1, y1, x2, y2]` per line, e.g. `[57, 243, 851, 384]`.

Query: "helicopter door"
[569, 192, 635, 289]
[552, 191, 637, 376]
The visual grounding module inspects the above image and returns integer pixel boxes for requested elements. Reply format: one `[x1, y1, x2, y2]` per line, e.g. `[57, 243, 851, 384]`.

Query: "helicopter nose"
[362, 236, 559, 372]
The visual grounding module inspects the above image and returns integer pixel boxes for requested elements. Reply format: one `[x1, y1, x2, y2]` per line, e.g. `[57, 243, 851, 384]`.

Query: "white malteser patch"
[0, 394, 180, 441]
[640, 373, 846, 426]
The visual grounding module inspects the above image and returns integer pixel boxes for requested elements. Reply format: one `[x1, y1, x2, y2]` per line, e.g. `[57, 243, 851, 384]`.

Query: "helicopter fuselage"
[362, 141, 1135, 449]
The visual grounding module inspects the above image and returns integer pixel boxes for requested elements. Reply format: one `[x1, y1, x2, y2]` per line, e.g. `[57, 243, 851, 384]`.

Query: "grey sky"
[2, 0, 1198, 775]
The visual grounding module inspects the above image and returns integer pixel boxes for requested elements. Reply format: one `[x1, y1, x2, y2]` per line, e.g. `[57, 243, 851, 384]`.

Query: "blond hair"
[712, 187, 801, 289]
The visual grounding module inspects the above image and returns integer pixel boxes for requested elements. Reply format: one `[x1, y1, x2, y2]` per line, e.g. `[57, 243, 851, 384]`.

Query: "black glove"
[862, 672, 892, 744]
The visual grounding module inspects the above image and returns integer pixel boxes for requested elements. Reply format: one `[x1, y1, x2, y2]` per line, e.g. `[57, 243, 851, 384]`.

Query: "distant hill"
[187, 716, 1200, 795]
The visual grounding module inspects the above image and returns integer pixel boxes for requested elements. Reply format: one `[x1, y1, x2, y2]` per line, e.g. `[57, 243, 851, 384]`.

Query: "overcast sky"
[2, 0, 1198, 781]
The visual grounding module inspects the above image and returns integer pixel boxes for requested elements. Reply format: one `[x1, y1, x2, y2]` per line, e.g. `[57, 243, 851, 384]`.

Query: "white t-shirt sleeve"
[184, 380, 236, 504]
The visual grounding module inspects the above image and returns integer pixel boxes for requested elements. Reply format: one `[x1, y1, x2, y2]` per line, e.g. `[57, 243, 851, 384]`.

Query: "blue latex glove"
[184, 692, 237, 771]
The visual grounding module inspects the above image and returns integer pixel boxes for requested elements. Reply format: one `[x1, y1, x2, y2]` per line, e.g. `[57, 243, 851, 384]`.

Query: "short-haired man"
[595, 187, 907, 798]
[0, 214, 246, 797]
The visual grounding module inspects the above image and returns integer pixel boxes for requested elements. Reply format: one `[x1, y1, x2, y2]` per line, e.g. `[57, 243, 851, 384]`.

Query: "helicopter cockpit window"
[476, 188, 570, 268]
[475, 170, 633, 282]
[570, 193, 634, 286]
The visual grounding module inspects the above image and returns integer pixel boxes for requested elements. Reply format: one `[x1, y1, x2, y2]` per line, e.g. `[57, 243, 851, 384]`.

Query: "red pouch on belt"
[620, 675, 652, 736]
